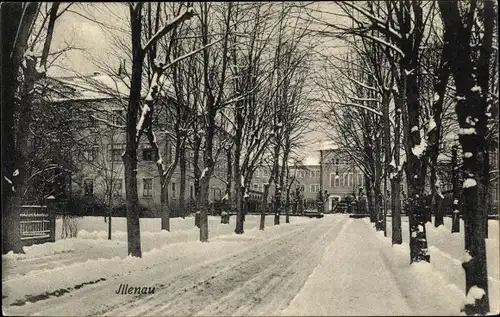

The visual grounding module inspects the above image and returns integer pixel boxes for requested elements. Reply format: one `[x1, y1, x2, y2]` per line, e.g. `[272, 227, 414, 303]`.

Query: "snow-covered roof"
[319, 140, 338, 151]
[302, 155, 320, 166]
[45, 73, 174, 103]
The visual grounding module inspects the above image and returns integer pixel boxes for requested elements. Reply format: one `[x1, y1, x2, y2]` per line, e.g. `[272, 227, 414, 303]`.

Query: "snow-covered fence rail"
[19, 205, 55, 246]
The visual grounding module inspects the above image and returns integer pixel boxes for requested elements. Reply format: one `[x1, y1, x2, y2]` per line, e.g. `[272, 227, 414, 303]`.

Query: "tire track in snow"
[102, 216, 347, 316]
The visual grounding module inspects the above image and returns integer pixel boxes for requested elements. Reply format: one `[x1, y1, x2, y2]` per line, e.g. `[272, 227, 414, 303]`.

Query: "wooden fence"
[20, 205, 56, 246]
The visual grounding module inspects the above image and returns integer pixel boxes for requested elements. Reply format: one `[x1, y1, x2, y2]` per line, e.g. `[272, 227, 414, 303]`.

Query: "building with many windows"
[48, 73, 227, 213]
[251, 146, 367, 212]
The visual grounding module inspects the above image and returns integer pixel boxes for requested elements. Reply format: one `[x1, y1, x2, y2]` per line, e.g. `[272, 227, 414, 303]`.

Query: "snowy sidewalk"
[282, 218, 413, 316]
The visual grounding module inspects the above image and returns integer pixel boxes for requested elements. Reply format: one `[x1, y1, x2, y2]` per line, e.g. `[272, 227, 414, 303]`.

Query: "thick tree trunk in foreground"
[1, 2, 40, 255]
[439, 1, 492, 313]
[123, 6, 143, 257]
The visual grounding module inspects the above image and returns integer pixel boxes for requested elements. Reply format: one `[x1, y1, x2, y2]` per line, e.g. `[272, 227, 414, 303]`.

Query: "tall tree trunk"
[429, 35, 451, 228]
[281, 145, 290, 224]
[123, 6, 144, 257]
[451, 145, 461, 233]
[366, 178, 375, 222]
[193, 136, 202, 208]
[382, 91, 392, 237]
[160, 179, 170, 231]
[403, 62, 429, 263]
[260, 183, 270, 230]
[273, 143, 281, 225]
[234, 104, 244, 234]
[1, 2, 40, 255]
[439, 1, 493, 313]
[179, 145, 186, 216]
[199, 107, 216, 242]
[391, 94, 403, 245]
[374, 128, 384, 231]
[225, 147, 232, 205]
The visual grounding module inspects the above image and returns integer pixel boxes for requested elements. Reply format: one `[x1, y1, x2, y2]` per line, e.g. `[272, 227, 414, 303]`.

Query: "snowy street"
[3, 214, 498, 316]
[3, 215, 344, 316]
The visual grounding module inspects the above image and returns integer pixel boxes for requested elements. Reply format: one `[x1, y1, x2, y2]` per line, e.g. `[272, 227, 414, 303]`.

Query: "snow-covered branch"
[142, 7, 197, 53]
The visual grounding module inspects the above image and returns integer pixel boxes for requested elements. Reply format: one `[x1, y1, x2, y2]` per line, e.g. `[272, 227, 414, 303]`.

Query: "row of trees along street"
[309, 1, 498, 315]
[2, 2, 316, 254]
[1, 2, 497, 315]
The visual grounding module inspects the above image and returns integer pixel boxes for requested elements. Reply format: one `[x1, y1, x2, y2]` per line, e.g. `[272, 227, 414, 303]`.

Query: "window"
[357, 173, 363, 187]
[171, 182, 176, 198]
[108, 144, 125, 162]
[109, 109, 125, 125]
[331, 173, 341, 187]
[253, 183, 260, 191]
[340, 173, 346, 187]
[311, 170, 320, 178]
[113, 178, 123, 197]
[299, 184, 305, 192]
[89, 115, 98, 129]
[143, 178, 153, 197]
[310, 184, 320, 193]
[190, 185, 194, 198]
[255, 169, 260, 178]
[82, 145, 98, 162]
[142, 147, 154, 161]
[348, 173, 353, 187]
[335, 159, 339, 165]
[297, 170, 305, 179]
[83, 178, 94, 196]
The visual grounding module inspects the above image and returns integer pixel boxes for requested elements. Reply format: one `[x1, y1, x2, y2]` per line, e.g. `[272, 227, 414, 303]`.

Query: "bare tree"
[439, 0, 496, 313]
[2, 2, 70, 254]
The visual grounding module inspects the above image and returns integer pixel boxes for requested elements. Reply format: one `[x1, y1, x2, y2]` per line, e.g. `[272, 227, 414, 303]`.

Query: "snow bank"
[2, 239, 244, 306]
[3, 215, 318, 307]
[383, 216, 499, 314]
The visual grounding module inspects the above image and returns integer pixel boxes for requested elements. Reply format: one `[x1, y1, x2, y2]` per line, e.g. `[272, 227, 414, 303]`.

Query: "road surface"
[4, 215, 349, 316]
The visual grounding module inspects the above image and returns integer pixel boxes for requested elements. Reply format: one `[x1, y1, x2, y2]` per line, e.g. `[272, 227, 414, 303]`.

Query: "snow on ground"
[282, 217, 499, 316]
[3, 215, 340, 316]
[2, 215, 317, 310]
[384, 216, 498, 315]
[3, 214, 498, 316]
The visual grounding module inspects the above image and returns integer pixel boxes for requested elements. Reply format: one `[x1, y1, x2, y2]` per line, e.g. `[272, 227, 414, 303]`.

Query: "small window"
[190, 185, 194, 198]
[253, 183, 260, 191]
[300, 184, 305, 192]
[108, 144, 125, 162]
[172, 182, 176, 198]
[109, 109, 125, 125]
[113, 178, 122, 197]
[357, 173, 363, 186]
[143, 178, 153, 197]
[82, 145, 98, 162]
[83, 178, 94, 196]
[335, 159, 339, 165]
[142, 147, 154, 161]
[310, 184, 320, 193]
